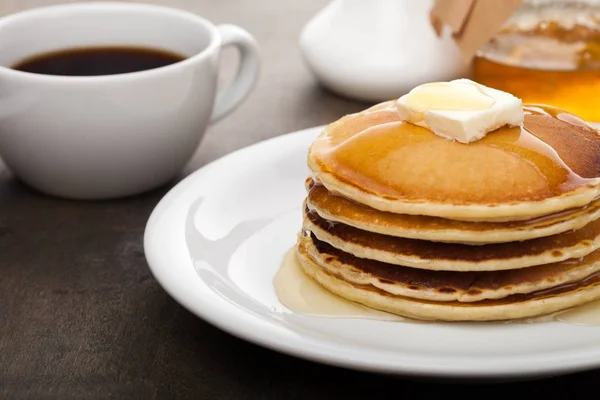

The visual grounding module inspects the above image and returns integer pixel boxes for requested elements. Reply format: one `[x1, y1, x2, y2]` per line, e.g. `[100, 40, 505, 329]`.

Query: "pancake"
[306, 179, 600, 244]
[291, 87, 600, 322]
[298, 233, 600, 302]
[308, 102, 600, 222]
[304, 207, 600, 271]
[297, 234, 600, 321]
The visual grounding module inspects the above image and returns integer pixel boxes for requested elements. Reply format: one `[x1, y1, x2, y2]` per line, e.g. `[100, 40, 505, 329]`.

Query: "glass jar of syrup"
[473, 0, 600, 122]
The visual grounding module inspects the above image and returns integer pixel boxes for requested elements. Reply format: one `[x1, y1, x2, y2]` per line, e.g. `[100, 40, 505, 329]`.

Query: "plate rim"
[144, 126, 600, 379]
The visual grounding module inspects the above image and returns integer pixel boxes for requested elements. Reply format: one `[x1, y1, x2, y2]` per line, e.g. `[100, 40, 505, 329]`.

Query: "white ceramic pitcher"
[299, 0, 470, 102]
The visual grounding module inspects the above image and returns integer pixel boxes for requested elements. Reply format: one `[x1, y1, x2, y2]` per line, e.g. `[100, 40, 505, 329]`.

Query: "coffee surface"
[12, 46, 186, 76]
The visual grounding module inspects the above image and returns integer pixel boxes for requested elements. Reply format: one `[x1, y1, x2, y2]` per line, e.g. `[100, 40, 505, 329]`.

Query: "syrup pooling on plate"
[273, 247, 404, 321]
[315, 105, 600, 204]
[556, 299, 600, 325]
[274, 246, 600, 325]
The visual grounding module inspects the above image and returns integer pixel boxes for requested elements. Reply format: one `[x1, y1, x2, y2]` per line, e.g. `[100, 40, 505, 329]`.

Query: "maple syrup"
[274, 246, 600, 326]
[473, 1, 600, 122]
[273, 247, 404, 321]
[318, 105, 595, 204]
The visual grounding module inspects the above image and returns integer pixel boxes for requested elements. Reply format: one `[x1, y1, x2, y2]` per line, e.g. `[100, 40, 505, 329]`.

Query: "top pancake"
[308, 102, 600, 221]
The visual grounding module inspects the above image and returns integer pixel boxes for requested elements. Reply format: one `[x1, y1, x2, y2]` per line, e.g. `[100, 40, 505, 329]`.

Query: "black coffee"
[11, 46, 186, 77]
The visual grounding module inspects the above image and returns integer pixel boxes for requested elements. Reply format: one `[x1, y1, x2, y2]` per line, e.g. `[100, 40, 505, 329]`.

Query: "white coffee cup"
[0, 2, 260, 199]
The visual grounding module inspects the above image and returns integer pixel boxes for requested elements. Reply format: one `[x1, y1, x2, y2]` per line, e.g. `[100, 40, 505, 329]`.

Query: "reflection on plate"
[144, 126, 600, 380]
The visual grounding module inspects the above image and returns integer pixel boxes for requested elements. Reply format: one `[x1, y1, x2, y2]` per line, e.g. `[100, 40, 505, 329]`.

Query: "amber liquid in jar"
[473, 2, 600, 122]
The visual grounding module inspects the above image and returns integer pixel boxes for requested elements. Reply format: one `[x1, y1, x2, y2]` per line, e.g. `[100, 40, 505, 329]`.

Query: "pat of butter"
[396, 79, 524, 143]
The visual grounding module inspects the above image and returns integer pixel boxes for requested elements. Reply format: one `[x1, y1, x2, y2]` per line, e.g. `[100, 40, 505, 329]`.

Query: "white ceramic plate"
[144, 126, 600, 379]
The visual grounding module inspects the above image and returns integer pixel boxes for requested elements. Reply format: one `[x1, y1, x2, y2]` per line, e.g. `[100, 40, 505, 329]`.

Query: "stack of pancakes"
[296, 100, 600, 321]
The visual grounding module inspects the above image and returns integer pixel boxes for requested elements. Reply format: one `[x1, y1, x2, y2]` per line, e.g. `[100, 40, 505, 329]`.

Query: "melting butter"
[273, 248, 403, 321]
[404, 82, 496, 113]
[396, 79, 523, 143]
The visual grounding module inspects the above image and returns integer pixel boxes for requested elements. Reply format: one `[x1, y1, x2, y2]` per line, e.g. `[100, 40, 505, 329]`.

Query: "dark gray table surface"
[1, 1, 598, 398]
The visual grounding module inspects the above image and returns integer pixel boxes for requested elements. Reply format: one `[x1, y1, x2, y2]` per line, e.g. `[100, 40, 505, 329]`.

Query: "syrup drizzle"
[317, 105, 599, 203]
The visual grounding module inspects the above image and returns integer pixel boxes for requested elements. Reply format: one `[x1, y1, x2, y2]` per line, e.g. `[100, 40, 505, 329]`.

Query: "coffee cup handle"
[210, 24, 260, 123]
